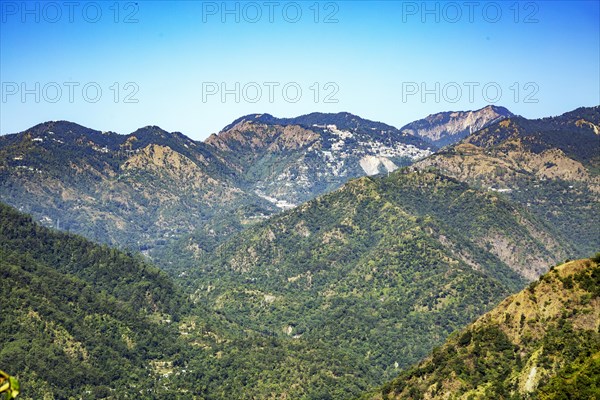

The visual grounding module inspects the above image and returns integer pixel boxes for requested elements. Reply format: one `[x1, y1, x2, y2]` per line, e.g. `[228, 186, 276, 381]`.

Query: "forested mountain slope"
[0, 203, 400, 399]
[2, 203, 361, 399]
[0, 202, 185, 398]
[0, 121, 270, 252]
[1, 106, 597, 398]
[180, 169, 573, 391]
[367, 256, 600, 399]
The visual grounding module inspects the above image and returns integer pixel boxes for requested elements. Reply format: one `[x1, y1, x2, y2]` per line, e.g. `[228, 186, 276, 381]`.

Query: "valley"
[3, 2, 598, 398]
[1, 106, 598, 399]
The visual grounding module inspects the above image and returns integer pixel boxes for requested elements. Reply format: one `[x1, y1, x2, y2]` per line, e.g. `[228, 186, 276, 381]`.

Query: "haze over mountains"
[1, 105, 598, 399]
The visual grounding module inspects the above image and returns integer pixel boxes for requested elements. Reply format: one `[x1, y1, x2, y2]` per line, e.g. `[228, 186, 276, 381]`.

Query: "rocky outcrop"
[401, 105, 513, 147]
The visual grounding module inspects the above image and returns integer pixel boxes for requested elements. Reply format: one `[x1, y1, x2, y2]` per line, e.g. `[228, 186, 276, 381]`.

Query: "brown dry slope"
[368, 255, 600, 399]
[416, 106, 600, 256]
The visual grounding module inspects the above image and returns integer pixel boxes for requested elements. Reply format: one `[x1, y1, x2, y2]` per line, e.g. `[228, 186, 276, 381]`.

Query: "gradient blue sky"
[1, 0, 599, 140]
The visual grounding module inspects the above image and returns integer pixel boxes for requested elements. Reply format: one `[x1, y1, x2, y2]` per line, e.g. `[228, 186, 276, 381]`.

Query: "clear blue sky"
[1, 0, 599, 140]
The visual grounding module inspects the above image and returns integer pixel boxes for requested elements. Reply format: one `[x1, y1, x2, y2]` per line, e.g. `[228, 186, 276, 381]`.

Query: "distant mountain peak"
[402, 105, 514, 147]
[25, 120, 101, 136]
[203, 111, 434, 206]
[415, 105, 599, 256]
[219, 113, 279, 132]
[481, 104, 511, 113]
[130, 125, 170, 135]
[218, 111, 403, 135]
[293, 111, 360, 120]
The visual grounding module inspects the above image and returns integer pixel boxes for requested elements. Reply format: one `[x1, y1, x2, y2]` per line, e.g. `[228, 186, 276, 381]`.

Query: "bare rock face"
[401, 105, 514, 147]
[206, 113, 434, 207]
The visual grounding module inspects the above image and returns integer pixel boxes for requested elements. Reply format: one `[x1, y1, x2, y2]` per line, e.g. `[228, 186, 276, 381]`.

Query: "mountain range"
[1, 105, 585, 264]
[1, 105, 598, 398]
[0, 111, 438, 256]
[3, 198, 597, 399]
[183, 168, 571, 385]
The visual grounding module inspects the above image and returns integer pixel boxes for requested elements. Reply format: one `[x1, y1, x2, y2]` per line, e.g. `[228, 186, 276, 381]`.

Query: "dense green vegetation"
[1, 107, 598, 398]
[0, 369, 20, 400]
[503, 177, 598, 257]
[0, 165, 575, 399]
[368, 256, 600, 399]
[0, 202, 188, 398]
[174, 169, 571, 393]
[0, 203, 396, 399]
